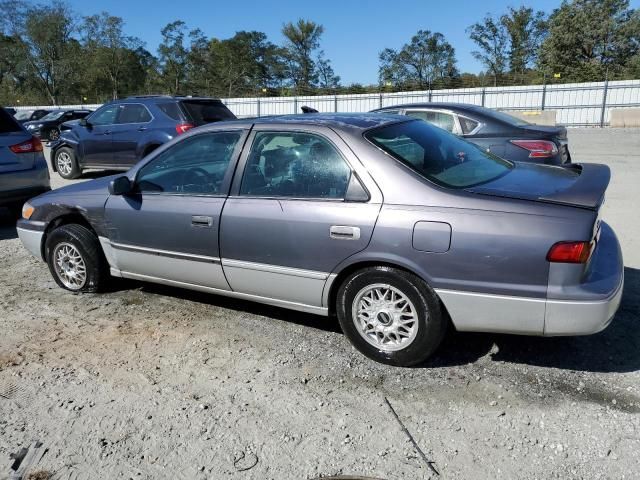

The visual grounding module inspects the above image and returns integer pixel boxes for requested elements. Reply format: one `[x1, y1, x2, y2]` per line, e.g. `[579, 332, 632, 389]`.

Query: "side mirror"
[108, 176, 133, 196]
[79, 118, 90, 128]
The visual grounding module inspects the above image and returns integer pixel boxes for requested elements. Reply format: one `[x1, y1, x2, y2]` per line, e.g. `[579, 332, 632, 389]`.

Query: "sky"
[64, 0, 640, 85]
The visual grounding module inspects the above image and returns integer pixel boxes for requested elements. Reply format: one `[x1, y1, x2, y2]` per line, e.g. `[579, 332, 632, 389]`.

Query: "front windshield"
[39, 110, 65, 121]
[365, 119, 513, 188]
[13, 110, 33, 121]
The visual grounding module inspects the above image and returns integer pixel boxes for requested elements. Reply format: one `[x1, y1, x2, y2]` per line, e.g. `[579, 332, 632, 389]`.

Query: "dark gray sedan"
[373, 103, 571, 165]
[17, 114, 623, 366]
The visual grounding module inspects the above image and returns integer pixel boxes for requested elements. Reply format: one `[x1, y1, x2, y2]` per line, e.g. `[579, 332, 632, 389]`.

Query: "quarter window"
[136, 132, 242, 195]
[240, 132, 351, 199]
[459, 116, 480, 134]
[406, 110, 455, 133]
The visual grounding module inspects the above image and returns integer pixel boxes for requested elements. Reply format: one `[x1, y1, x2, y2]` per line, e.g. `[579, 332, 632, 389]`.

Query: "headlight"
[22, 202, 34, 219]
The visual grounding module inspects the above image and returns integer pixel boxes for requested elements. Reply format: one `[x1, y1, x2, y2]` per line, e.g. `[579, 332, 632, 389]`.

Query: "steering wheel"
[180, 167, 211, 192]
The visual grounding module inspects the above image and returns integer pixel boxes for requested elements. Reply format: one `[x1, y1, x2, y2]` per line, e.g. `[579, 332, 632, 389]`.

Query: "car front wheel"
[55, 147, 80, 179]
[49, 128, 60, 141]
[336, 266, 446, 367]
[45, 224, 108, 293]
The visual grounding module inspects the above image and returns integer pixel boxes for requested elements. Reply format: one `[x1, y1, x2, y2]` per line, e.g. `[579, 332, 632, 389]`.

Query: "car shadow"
[425, 266, 640, 374]
[0, 209, 18, 240]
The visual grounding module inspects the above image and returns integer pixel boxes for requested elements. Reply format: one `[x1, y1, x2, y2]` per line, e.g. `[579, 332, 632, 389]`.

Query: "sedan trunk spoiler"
[538, 164, 610, 210]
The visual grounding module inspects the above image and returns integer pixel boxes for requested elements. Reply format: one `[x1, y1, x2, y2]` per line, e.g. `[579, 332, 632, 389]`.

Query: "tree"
[501, 7, 547, 77]
[467, 15, 508, 86]
[539, 0, 640, 81]
[158, 21, 188, 94]
[282, 19, 324, 91]
[316, 51, 340, 89]
[378, 30, 458, 90]
[81, 13, 143, 99]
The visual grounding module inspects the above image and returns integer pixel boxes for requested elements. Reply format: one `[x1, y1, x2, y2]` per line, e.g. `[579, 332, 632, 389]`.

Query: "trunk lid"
[519, 124, 567, 140]
[466, 162, 609, 210]
[0, 109, 36, 172]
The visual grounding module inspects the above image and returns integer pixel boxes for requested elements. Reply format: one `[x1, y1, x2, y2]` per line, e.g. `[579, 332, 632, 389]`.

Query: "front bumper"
[544, 222, 624, 335]
[17, 219, 46, 261]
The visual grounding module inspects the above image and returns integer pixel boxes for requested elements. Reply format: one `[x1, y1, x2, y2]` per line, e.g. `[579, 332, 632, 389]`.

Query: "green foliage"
[467, 15, 508, 86]
[378, 30, 458, 90]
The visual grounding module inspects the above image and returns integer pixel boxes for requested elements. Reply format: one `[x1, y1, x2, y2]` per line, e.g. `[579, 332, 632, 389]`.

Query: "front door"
[104, 129, 247, 290]
[219, 128, 382, 309]
[79, 104, 118, 166]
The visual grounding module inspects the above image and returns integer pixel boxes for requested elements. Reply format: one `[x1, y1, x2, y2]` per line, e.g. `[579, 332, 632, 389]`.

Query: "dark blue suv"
[50, 96, 236, 179]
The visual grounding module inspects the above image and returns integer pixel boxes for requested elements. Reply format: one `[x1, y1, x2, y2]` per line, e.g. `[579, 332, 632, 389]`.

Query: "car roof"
[375, 102, 519, 122]
[208, 113, 409, 132]
[123, 95, 225, 103]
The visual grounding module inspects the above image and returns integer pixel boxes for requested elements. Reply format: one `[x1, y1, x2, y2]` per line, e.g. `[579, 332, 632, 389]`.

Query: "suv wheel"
[336, 266, 446, 366]
[55, 147, 80, 179]
[45, 224, 108, 293]
[49, 128, 60, 141]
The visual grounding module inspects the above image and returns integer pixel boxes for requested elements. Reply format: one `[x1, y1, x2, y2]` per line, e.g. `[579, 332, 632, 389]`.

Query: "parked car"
[13, 109, 52, 124]
[0, 107, 50, 216]
[49, 96, 237, 179]
[4, 107, 16, 116]
[23, 109, 92, 142]
[373, 103, 571, 165]
[17, 113, 622, 366]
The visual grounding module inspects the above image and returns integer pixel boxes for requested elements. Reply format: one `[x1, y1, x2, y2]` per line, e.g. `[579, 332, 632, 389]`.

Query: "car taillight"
[547, 241, 593, 263]
[510, 139, 558, 158]
[10, 137, 43, 154]
[175, 123, 194, 134]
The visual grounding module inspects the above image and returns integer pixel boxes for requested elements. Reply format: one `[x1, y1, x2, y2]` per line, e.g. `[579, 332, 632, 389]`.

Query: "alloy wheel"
[52, 242, 87, 290]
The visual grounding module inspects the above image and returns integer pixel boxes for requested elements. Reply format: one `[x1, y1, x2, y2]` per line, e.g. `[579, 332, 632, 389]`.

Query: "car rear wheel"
[336, 266, 446, 366]
[55, 147, 79, 179]
[45, 224, 108, 293]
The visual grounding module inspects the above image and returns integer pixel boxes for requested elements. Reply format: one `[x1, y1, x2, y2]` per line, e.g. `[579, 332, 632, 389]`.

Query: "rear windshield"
[40, 110, 65, 121]
[483, 109, 531, 126]
[365, 120, 513, 189]
[0, 108, 22, 133]
[179, 100, 236, 125]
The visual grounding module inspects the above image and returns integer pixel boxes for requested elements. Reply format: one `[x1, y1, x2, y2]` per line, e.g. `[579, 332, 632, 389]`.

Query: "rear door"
[79, 104, 118, 166]
[219, 126, 382, 309]
[111, 103, 153, 166]
[0, 108, 36, 173]
[104, 129, 247, 289]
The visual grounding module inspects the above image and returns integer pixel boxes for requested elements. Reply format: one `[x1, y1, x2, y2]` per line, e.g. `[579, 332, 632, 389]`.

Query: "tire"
[336, 266, 446, 367]
[55, 147, 80, 179]
[45, 224, 108, 293]
[49, 128, 60, 141]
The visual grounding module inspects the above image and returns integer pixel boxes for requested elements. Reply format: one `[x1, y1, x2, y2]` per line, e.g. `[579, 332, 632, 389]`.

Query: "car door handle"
[103, 130, 112, 135]
[330, 225, 360, 240]
[137, 126, 147, 132]
[191, 215, 213, 228]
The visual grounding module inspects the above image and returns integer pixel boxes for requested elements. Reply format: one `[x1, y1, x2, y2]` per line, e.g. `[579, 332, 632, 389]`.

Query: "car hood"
[466, 162, 609, 210]
[39, 174, 121, 200]
[24, 119, 55, 128]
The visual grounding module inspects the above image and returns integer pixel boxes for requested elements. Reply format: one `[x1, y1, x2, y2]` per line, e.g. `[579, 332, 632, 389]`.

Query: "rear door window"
[406, 110, 456, 133]
[0, 109, 22, 133]
[117, 104, 152, 124]
[179, 100, 236, 126]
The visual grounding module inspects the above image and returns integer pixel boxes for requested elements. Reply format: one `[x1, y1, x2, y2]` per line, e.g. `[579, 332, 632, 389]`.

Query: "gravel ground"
[1, 129, 639, 479]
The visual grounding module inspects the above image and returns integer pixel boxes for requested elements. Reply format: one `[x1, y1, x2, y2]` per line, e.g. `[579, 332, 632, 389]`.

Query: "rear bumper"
[0, 155, 51, 206]
[544, 222, 624, 335]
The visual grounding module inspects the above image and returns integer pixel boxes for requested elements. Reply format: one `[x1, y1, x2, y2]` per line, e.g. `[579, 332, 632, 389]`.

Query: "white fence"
[12, 79, 640, 127]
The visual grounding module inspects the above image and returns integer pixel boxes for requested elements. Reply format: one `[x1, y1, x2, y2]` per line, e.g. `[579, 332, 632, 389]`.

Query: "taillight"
[175, 123, 194, 134]
[547, 241, 593, 263]
[10, 137, 43, 154]
[510, 139, 558, 158]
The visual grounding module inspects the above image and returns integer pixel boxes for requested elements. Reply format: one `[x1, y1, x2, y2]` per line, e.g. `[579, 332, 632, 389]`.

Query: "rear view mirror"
[109, 176, 133, 196]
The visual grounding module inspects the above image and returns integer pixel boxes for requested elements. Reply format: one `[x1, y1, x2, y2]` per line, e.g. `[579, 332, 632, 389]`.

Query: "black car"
[373, 103, 570, 165]
[24, 109, 92, 142]
[13, 109, 52, 124]
[50, 95, 236, 179]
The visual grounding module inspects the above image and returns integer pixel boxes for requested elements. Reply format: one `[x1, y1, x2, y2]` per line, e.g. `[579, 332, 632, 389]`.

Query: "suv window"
[0, 108, 21, 133]
[179, 100, 236, 126]
[459, 116, 480, 134]
[117, 104, 152, 124]
[157, 102, 184, 121]
[240, 131, 351, 199]
[89, 105, 118, 126]
[406, 110, 455, 133]
[136, 132, 242, 195]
